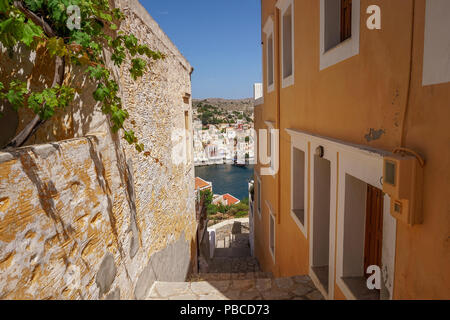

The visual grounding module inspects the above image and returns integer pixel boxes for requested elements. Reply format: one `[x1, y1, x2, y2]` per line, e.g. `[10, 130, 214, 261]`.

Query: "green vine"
[0, 0, 164, 154]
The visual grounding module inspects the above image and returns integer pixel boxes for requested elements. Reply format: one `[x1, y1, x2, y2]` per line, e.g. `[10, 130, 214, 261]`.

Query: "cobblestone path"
[146, 275, 324, 300]
[207, 220, 261, 273]
[146, 219, 324, 300]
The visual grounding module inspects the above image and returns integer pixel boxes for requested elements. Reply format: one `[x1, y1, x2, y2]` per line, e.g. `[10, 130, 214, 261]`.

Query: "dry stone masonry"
[0, 0, 195, 300]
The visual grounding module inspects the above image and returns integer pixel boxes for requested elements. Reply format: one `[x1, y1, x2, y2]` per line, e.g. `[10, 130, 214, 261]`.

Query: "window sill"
[281, 74, 294, 89]
[323, 37, 353, 55]
[268, 167, 277, 178]
[260, 165, 277, 178]
[267, 84, 275, 93]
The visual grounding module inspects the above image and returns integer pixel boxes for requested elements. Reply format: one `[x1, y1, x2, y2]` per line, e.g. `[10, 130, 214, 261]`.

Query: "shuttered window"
[364, 185, 384, 276]
[340, 0, 352, 42]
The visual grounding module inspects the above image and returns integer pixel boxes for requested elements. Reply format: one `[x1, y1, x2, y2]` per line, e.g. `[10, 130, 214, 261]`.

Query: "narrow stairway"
[146, 219, 324, 300]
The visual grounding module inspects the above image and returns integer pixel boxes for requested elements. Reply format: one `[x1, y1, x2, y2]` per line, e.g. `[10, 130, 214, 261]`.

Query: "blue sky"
[140, 0, 262, 99]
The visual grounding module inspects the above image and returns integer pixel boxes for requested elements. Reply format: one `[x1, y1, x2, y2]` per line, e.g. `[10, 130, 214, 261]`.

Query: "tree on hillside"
[200, 189, 213, 206]
[0, 0, 163, 156]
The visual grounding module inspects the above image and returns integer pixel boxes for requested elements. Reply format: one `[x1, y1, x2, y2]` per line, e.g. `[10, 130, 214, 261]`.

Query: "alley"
[146, 219, 324, 300]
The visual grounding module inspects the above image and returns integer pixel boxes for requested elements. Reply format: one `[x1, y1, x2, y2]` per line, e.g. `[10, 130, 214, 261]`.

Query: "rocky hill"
[193, 98, 254, 113]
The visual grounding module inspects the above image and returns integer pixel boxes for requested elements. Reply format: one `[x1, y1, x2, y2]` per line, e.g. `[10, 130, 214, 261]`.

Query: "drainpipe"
[276, 8, 282, 227]
[400, 0, 416, 147]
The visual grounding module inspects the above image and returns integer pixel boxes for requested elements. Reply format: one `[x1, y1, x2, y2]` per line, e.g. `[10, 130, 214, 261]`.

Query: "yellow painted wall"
[256, 0, 450, 299]
[393, 0, 450, 300]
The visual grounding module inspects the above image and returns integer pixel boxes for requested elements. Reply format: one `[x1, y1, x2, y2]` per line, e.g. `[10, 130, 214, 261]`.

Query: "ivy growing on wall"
[0, 0, 164, 155]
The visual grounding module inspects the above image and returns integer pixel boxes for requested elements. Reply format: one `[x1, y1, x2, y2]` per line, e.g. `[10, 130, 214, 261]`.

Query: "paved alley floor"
[147, 275, 325, 300]
[206, 219, 261, 273]
[152, 218, 325, 300]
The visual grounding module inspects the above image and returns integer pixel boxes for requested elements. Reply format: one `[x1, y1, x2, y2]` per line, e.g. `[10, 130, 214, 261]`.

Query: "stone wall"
[0, 0, 196, 299]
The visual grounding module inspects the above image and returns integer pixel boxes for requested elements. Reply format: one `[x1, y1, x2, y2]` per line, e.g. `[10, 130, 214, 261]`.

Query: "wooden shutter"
[364, 185, 384, 276]
[341, 0, 352, 42]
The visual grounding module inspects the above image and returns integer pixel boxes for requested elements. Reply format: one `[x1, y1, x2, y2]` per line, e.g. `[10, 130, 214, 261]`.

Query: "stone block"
[96, 253, 117, 298]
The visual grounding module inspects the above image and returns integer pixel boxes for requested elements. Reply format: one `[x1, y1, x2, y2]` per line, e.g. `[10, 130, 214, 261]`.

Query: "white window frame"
[289, 135, 308, 238]
[336, 154, 394, 300]
[286, 127, 397, 300]
[422, 0, 450, 85]
[319, 0, 360, 70]
[264, 120, 278, 177]
[263, 16, 275, 93]
[277, 0, 295, 88]
[266, 200, 276, 263]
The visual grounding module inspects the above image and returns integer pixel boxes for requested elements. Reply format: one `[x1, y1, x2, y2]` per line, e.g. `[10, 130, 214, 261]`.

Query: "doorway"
[341, 174, 382, 300]
[311, 156, 331, 293]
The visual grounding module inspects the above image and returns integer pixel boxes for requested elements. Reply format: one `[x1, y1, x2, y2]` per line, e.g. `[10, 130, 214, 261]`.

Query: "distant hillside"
[193, 98, 254, 125]
[193, 98, 254, 113]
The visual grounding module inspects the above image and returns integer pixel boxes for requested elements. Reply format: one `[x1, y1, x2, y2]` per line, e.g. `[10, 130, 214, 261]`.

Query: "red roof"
[223, 194, 240, 205]
[195, 177, 211, 191]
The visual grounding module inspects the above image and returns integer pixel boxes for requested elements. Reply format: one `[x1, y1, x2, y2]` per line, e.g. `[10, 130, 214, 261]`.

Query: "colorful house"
[213, 193, 241, 206]
[253, 0, 450, 300]
[195, 177, 213, 195]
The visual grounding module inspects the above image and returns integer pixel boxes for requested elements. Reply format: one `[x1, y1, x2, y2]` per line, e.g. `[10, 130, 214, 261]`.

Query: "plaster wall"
[257, 0, 450, 299]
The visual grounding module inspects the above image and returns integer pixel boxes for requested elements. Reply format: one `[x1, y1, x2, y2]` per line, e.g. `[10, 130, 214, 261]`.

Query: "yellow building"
[253, 0, 450, 300]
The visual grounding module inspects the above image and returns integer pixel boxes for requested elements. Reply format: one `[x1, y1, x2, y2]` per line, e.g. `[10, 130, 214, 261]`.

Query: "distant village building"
[213, 194, 240, 206]
[195, 177, 213, 195]
[193, 117, 255, 166]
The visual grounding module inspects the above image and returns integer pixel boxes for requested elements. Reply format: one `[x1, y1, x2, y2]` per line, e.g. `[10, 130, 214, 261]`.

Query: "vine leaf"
[0, 1, 165, 156]
[47, 37, 68, 57]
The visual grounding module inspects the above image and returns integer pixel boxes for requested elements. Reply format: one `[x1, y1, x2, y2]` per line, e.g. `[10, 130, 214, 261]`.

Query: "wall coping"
[0, 133, 106, 164]
[207, 218, 249, 232]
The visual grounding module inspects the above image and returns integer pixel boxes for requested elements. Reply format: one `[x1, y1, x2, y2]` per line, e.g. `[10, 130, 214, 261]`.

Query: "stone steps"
[189, 271, 273, 282]
[146, 275, 325, 300]
[205, 256, 261, 273]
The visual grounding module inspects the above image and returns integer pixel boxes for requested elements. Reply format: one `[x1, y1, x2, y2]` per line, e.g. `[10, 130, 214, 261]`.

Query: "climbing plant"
[0, 0, 164, 154]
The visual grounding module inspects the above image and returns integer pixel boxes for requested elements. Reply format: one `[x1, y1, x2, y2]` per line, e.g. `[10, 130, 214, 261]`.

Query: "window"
[324, 0, 352, 51]
[320, 0, 360, 70]
[422, 0, 450, 85]
[267, 34, 274, 90]
[263, 17, 275, 92]
[278, 0, 294, 87]
[340, 0, 352, 43]
[268, 203, 276, 262]
[264, 121, 278, 176]
[290, 143, 307, 238]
